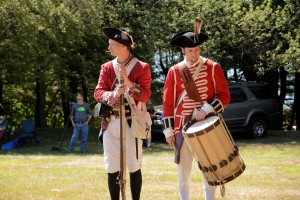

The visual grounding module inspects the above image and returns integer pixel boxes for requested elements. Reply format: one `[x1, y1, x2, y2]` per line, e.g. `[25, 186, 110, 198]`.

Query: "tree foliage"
[0, 0, 299, 129]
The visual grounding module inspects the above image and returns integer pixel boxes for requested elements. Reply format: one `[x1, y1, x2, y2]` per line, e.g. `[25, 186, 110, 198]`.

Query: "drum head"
[185, 116, 219, 134]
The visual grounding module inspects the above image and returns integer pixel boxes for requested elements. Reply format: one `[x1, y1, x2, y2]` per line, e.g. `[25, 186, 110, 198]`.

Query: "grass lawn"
[0, 130, 299, 200]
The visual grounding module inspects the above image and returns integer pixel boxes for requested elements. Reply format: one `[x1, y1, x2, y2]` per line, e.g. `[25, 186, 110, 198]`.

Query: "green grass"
[0, 131, 299, 200]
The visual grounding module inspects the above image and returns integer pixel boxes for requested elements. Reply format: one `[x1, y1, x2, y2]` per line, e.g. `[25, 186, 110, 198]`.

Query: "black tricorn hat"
[170, 18, 208, 48]
[102, 27, 135, 48]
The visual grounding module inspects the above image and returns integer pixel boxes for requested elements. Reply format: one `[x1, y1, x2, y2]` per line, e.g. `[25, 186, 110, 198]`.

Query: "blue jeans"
[68, 123, 89, 152]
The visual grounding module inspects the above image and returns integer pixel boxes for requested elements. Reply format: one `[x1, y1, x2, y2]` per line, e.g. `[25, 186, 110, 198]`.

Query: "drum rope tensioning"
[182, 114, 246, 197]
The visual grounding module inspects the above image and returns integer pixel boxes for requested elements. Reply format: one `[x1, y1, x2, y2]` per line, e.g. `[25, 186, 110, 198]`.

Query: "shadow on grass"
[232, 131, 300, 150]
[1, 131, 299, 156]
[0, 138, 171, 156]
[143, 140, 174, 155]
[0, 135, 104, 156]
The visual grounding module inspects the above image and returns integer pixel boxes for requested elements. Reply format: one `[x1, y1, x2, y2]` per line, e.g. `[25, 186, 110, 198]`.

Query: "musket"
[118, 55, 133, 200]
[119, 74, 127, 200]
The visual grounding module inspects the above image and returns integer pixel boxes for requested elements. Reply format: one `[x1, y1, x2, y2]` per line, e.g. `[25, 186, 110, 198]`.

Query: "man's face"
[77, 96, 83, 104]
[181, 46, 200, 64]
[107, 39, 125, 57]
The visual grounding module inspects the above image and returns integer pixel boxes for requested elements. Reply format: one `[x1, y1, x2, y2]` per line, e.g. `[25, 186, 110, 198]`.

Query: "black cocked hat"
[102, 27, 135, 48]
[170, 18, 208, 48]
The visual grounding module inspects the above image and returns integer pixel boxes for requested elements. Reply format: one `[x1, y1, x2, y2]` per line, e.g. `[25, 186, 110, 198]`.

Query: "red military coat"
[163, 57, 230, 138]
[94, 57, 151, 105]
[94, 57, 152, 136]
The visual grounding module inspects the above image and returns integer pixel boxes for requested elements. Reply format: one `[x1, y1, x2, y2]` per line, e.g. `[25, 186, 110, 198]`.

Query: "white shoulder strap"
[113, 57, 138, 82]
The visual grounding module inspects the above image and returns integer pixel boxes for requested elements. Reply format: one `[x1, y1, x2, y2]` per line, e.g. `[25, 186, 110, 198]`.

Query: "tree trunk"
[264, 67, 283, 129]
[263, 67, 279, 95]
[278, 67, 287, 130]
[81, 78, 88, 102]
[223, 70, 228, 80]
[233, 67, 238, 81]
[160, 56, 168, 77]
[243, 66, 258, 81]
[0, 78, 4, 115]
[295, 72, 300, 130]
[241, 54, 257, 81]
[264, 67, 279, 97]
[287, 101, 296, 130]
[0, 78, 3, 104]
[35, 66, 47, 127]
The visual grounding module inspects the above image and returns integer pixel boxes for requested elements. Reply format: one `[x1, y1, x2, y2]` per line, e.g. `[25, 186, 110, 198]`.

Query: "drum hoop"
[206, 162, 246, 186]
[183, 115, 220, 138]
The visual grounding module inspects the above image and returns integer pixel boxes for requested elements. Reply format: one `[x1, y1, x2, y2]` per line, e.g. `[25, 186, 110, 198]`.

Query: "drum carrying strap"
[177, 61, 203, 103]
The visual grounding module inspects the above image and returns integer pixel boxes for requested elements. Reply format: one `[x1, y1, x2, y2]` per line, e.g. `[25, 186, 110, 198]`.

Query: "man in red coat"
[94, 27, 151, 200]
[163, 18, 230, 200]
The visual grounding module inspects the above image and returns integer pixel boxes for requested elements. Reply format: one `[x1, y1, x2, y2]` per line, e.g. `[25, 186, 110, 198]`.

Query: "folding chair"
[18, 120, 39, 144]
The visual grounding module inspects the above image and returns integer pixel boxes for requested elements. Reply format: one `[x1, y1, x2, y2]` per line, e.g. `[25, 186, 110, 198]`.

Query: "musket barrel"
[119, 75, 127, 200]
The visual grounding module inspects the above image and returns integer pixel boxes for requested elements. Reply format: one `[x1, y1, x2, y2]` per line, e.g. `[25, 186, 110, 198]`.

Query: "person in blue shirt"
[68, 94, 92, 153]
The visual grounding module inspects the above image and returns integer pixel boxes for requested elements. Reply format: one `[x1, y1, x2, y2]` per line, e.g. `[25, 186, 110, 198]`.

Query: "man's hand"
[119, 67, 133, 88]
[116, 84, 126, 97]
[85, 116, 92, 125]
[166, 135, 175, 147]
[196, 109, 207, 121]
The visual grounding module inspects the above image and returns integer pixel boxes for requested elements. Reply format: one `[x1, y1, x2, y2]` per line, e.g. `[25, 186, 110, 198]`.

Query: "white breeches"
[178, 141, 216, 200]
[103, 115, 143, 173]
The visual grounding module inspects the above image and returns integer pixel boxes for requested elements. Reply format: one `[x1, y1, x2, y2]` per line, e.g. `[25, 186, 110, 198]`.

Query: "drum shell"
[183, 115, 245, 186]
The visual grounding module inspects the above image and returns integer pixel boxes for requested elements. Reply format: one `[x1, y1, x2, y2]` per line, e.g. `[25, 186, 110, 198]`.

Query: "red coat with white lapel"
[163, 57, 230, 138]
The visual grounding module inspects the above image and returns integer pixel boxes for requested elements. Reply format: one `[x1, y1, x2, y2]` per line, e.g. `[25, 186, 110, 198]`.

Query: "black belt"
[112, 110, 131, 118]
[76, 121, 86, 124]
[112, 110, 120, 117]
[112, 98, 132, 126]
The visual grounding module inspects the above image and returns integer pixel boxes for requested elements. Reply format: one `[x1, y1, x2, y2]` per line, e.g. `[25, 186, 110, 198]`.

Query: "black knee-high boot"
[130, 169, 142, 200]
[108, 172, 120, 200]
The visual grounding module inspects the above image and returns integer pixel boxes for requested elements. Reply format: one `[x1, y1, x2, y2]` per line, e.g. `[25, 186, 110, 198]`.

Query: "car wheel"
[247, 117, 267, 138]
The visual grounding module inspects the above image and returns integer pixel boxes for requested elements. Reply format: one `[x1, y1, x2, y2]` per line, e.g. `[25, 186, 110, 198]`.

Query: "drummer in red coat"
[163, 18, 230, 200]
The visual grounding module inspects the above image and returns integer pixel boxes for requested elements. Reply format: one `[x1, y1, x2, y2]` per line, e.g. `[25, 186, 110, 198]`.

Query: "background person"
[68, 94, 92, 154]
[162, 18, 230, 200]
[94, 27, 151, 200]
